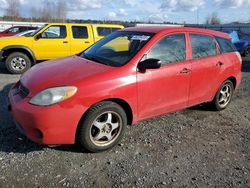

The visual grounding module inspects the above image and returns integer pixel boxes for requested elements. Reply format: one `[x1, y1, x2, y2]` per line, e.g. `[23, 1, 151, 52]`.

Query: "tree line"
[1, 0, 222, 25]
[2, 0, 67, 22]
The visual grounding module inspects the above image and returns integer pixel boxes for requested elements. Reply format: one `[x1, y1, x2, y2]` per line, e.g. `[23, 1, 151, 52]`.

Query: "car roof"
[48, 23, 123, 27]
[10, 26, 37, 28]
[122, 26, 230, 39]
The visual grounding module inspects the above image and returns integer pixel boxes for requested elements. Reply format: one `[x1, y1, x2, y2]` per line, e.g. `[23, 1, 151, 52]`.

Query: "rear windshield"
[216, 37, 236, 53]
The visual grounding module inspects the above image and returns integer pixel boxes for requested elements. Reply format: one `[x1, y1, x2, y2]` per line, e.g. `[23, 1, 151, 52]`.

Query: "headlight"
[29, 86, 77, 106]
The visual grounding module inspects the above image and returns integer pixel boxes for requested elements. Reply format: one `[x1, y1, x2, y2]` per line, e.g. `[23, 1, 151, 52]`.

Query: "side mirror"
[35, 33, 42, 40]
[138, 58, 161, 71]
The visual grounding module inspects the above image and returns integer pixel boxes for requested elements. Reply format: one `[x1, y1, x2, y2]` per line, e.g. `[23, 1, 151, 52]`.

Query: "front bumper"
[8, 83, 87, 145]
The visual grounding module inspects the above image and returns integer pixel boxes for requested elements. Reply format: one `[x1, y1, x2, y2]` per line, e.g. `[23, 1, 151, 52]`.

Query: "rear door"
[33, 24, 70, 60]
[188, 33, 225, 106]
[70, 24, 94, 55]
[137, 33, 191, 120]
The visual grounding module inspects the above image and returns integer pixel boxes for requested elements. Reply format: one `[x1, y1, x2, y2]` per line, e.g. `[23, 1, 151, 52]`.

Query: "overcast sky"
[0, 0, 250, 24]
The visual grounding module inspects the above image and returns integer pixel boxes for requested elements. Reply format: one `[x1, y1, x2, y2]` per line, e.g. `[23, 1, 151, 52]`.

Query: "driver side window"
[147, 34, 186, 65]
[41, 26, 66, 38]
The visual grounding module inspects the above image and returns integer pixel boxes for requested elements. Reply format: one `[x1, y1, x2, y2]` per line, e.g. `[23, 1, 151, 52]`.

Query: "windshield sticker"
[131, 35, 150, 41]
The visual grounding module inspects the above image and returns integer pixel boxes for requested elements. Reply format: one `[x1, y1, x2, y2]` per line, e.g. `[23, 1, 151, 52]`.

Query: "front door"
[33, 25, 70, 60]
[137, 33, 191, 120]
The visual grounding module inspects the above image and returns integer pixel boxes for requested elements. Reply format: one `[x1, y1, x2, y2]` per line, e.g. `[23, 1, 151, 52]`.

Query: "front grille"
[16, 83, 29, 98]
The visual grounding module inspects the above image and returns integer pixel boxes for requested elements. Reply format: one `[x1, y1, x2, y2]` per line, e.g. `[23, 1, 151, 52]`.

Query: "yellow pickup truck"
[0, 23, 124, 74]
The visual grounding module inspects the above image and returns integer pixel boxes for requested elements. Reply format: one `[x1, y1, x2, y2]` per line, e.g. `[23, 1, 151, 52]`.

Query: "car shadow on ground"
[0, 64, 10, 74]
[0, 82, 90, 154]
[242, 59, 250, 72]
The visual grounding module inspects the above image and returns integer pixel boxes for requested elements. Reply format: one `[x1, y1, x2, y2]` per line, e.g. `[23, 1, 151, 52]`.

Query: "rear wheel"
[77, 101, 127, 152]
[5, 52, 31, 74]
[211, 80, 234, 111]
[244, 46, 250, 57]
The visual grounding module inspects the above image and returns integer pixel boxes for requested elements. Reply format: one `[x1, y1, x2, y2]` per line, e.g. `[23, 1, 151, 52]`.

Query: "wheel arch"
[227, 76, 237, 89]
[75, 98, 134, 144]
[2, 45, 36, 65]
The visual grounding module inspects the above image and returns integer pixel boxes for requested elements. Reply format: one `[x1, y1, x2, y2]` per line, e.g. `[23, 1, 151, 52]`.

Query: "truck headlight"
[29, 86, 77, 106]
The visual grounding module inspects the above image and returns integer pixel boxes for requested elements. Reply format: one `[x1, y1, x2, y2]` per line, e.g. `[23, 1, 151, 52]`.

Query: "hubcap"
[218, 84, 232, 108]
[90, 111, 122, 147]
[11, 57, 26, 71]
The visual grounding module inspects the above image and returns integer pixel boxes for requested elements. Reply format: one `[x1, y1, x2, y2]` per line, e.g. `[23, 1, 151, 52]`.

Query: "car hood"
[21, 56, 114, 95]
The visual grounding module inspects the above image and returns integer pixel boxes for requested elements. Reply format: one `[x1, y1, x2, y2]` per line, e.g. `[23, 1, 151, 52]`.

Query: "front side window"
[81, 31, 153, 67]
[190, 34, 217, 59]
[41, 26, 66, 38]
[147, 34, 186, 65]
[97, 27, 121, 36]
[72, 26, 88, 39]
[216, 37, 236, 53]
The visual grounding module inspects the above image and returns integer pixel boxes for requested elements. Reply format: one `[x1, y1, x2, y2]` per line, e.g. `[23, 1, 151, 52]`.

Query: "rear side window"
[72, 26, 88, 39]
[97, 27, 120, 36]
[147, 34, 186, 65]
[190, 34, 217, 59]
[216, 37, 236, 53]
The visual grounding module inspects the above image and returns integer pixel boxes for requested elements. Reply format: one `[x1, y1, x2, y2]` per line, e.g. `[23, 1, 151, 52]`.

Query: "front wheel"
[211, 80, 234, 111]
[5, 52, 31, 74]
[77, 101, 127, 153]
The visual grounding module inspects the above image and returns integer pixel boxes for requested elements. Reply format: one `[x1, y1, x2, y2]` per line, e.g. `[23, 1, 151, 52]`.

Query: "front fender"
[1, 45, 36, 64]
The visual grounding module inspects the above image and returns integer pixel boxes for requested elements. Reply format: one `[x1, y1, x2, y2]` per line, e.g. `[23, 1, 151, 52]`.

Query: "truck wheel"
[211, 80, 234, 111]
[77, 101, 127, 153]
[5, 52, 31, 74]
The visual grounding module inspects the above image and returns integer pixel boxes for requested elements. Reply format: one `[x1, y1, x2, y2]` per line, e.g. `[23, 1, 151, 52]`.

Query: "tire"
[77, 101, 127, 153]
[211, 80, 234, 111]
[5, 52, 31, 74]
[244, 46, 250, 57]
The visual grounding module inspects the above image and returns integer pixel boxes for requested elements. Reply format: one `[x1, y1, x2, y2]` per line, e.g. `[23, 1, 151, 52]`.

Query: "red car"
[8, 27, 242, 152]
[0, 26, 38, 37]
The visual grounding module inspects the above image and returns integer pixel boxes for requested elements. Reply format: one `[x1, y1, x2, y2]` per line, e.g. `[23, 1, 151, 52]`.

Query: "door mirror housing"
[138, 58, 161, 71]
[35, 33, 42, 40]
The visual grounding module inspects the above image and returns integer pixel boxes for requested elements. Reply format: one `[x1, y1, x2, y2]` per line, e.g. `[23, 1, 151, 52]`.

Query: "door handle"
[63, 41, 68, 44]
[84, 41, 90, 44]
[180, 68, 191, 74]
[216, 61, 224, 66]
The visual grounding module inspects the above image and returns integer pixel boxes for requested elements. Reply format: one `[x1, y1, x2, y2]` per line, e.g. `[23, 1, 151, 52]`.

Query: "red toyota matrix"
[8, 27, 242, 152]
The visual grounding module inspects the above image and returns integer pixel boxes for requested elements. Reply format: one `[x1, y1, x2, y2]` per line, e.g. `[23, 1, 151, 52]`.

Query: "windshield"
[30, 24, 48, 36]
[81, 31, 154, 67]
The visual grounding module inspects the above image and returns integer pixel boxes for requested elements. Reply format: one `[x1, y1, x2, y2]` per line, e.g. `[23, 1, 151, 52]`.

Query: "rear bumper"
[8, 84, 87, 145]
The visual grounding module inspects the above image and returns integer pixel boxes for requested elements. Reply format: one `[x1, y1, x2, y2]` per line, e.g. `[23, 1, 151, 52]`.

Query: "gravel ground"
[0, 59, 250, 187]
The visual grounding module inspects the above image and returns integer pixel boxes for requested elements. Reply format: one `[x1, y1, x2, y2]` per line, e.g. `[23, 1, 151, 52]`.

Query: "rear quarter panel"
[210, 52, 242, 100]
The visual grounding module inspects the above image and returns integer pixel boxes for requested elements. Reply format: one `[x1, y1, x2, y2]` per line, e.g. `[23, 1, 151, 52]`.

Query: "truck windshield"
[81, 31, 154, 67]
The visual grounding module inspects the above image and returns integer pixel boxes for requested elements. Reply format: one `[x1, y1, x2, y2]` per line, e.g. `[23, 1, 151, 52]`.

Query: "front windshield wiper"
[82, 53, 110, 66]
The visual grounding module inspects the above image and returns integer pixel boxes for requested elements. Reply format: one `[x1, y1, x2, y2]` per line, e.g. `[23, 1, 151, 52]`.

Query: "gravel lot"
[0, 58, 250, 187]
